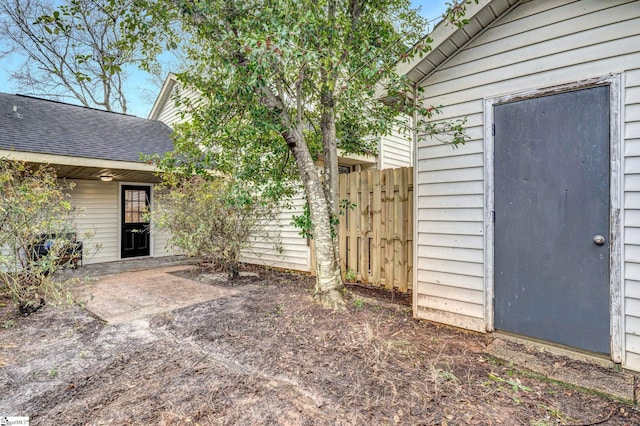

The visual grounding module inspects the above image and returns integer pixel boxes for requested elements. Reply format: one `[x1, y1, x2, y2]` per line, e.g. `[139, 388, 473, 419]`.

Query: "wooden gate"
[338, 167, 413, 292]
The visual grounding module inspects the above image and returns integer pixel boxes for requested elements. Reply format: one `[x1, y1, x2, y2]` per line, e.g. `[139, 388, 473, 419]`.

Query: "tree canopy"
[0, 0, 142, 112]
[44, 0, 474, 309]
[128, 0, 433, 308]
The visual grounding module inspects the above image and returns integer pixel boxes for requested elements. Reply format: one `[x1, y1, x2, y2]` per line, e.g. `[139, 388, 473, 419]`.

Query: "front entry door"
[121, 185, 151, 258]
[493, 86, 611, 354]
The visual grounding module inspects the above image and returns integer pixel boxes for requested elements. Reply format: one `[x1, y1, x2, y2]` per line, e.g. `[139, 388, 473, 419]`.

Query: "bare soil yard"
[1, 265, 639, 425]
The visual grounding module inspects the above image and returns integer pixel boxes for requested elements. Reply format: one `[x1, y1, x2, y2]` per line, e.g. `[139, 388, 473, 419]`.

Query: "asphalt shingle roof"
[0, 93, 174, 163]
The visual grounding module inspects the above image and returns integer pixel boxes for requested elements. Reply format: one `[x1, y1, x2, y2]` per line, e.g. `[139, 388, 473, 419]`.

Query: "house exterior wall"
[70, 180, 120, 264]
[150, 81, 312, 272]
[153, 83, 201, 126]
[414, 0, 640, 369]
[70, 180, 176, 264]
[379, 116, 412, 169]
[623, 66, 640, 368]
[152, 75, 414, 274]
[241, 192, 311, 272]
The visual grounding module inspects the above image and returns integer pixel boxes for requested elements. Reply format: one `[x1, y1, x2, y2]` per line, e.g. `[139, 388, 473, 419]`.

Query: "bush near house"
[0, 159, 81, 315]
[153, 174, 277, 278]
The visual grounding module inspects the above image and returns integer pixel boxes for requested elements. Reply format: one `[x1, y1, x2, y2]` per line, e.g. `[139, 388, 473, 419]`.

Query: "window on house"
[338, 165, 351, 174]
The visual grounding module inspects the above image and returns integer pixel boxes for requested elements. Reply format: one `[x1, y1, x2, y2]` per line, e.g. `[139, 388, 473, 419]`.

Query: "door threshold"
[486, 332, 635, 402]
[119, 256, 152, 261]
[493, 330, 613, 369]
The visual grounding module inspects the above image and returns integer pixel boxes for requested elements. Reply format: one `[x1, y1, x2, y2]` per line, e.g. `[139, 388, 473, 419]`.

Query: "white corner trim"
[483, 97, 495, 332]
[610, 73, 623, 364]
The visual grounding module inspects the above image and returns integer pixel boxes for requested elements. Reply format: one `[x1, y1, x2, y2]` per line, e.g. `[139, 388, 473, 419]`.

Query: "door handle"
[593, 235, 605, 245]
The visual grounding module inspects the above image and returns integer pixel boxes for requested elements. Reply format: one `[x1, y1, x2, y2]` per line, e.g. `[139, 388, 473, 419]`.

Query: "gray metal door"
[494, 86, 610, 354]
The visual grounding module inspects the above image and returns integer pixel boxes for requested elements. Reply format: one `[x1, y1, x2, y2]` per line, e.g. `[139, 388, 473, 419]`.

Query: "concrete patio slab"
[74, 264, 239, 323]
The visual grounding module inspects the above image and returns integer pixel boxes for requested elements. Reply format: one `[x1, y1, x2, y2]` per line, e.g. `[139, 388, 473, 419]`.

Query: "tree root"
[313, 288, 347, 311]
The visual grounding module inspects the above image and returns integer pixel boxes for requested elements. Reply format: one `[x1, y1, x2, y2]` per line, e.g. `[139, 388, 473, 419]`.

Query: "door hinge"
[492, 123, 495, 136]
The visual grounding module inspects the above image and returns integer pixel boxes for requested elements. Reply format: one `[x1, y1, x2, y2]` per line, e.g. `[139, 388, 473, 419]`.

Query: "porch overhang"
[337, 150, 376, 166]
[0, 149, 161, 183]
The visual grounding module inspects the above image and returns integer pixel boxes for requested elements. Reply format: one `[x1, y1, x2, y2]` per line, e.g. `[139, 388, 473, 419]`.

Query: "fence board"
[371, 171, 382, 286]
[339, 167, 413, 292]
[338, 176, 347, 276]
[348, 172, 359, 277]
[359, 170, 370, 284]
[384, 169, 394, 290]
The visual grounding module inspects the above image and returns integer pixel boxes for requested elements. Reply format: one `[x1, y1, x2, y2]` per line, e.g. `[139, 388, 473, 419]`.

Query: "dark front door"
[493, 86, 611, 354]
[121, 185, 151, 258]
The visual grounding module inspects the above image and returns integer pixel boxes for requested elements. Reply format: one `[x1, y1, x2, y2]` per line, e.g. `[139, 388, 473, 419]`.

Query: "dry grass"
[2, 266, 639, 425]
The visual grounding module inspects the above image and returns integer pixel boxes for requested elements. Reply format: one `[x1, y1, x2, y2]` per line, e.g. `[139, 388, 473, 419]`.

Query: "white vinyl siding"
[379, 116, 412, 169]
[70, 180, 119, 264]
[154, 80, 313, 272]
[414, 0, 640, 367]
[152, 224, 175, 258]
[71, 180, 178, 264]
[624, 66, 640, 369]
[155, 84, 201, 126]
[150, 187, 177, 258]
[241, 192, 310, 272]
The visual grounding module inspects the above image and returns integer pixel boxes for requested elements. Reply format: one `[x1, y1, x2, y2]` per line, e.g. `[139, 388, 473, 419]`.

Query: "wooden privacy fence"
[338, 167, 413, 292]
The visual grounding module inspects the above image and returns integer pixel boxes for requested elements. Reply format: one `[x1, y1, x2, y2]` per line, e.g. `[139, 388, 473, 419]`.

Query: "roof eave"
[0, 149, 158, 172]
[148, 72, 178, 120]
[398, 0, 521, 86]
[0, 149, 163, 183]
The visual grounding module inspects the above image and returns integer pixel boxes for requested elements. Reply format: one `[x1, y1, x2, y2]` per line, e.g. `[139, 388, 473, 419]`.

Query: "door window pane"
[124, 189, 149, 224]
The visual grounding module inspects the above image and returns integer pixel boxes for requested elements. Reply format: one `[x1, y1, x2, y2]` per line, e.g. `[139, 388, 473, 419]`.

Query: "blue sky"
[0, 1, 449, 118]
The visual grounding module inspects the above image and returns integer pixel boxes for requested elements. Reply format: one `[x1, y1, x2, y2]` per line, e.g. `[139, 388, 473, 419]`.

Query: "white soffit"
[399, 0, 522, 85]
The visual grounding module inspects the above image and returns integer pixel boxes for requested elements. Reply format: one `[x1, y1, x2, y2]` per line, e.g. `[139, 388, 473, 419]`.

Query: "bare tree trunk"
[258, 77, 345, 310]
[282, 126, 346, 310]
[321, 92, 341, 263]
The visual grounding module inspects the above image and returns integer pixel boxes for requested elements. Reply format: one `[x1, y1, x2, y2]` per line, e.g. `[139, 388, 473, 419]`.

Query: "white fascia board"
[0, 149, 158, 172]
[396, 0, 494, 81]
[148, 72, 178, 120]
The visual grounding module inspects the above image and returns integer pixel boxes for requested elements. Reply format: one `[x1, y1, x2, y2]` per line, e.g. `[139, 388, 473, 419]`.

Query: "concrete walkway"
[73, 264, 239, 324]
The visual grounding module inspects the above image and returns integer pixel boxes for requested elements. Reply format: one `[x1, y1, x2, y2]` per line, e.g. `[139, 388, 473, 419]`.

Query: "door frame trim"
[483, 75, 623, 362]
[118, 182, 154, 260]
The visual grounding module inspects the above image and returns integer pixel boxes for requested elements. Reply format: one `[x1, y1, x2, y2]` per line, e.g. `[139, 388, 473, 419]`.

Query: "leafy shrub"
[0, 159, 84, 315]
[153, 174, 276, 278]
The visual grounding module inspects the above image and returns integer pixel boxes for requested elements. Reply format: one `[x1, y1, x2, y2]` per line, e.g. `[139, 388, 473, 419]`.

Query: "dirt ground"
[1, 265, 640, 425]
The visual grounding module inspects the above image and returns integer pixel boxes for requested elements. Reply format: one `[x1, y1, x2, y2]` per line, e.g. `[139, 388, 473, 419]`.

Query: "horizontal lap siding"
[625, 66, 640, 370]
[380, 117, 412, 169]
[416, 132, 485, 332]
[70, 180, 119, 264]
[241, 192, 310, 272]
[380, 132, 411, 168]
[72, 181, 180, 263]
[156, 85, 201, 126]
[154, 82, 310, 271]
[152, 229, 176, 258]
[414, 0, 640, 348]
[151, 186, 179, 258]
